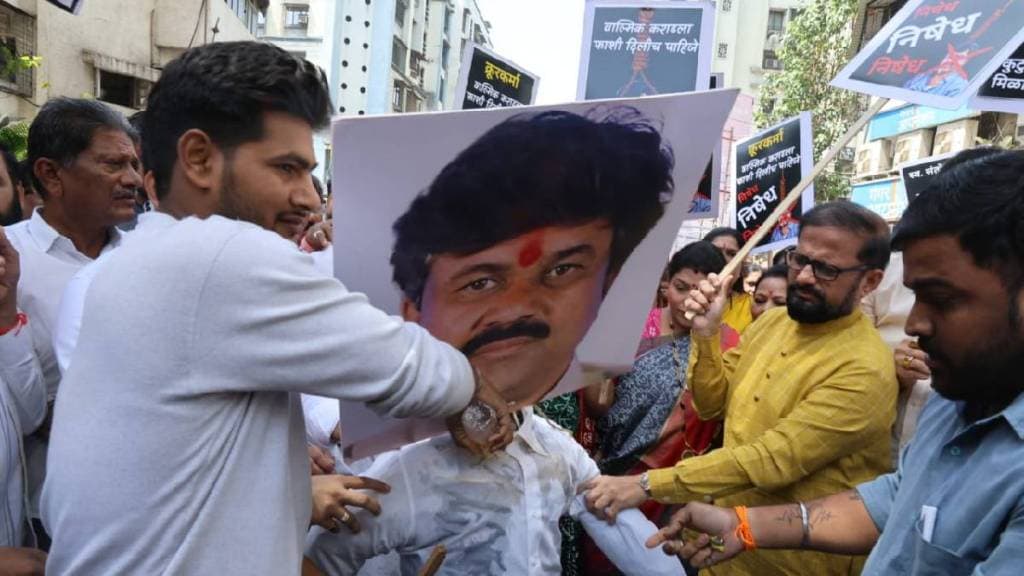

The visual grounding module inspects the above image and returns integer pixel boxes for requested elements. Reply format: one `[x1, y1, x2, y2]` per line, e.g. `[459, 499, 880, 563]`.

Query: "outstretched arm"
[647, 490, 880, 568]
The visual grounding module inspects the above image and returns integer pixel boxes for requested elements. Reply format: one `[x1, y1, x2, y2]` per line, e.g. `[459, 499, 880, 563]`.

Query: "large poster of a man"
[332, 91, 737, 458]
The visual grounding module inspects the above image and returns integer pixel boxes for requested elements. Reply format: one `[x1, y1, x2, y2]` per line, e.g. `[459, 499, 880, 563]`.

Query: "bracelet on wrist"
[733, 505, 757, 551]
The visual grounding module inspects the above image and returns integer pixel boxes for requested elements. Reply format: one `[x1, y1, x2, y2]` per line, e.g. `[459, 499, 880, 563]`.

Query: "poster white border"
[831, 0, 1024, 111]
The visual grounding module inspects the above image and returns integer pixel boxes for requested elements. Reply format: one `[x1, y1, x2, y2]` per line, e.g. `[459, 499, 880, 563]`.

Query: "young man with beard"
[305, 109, 685, 575]
[584, 201, 897, 575]
[39, 41, 513, 575]
[647, 148, 1024, 576]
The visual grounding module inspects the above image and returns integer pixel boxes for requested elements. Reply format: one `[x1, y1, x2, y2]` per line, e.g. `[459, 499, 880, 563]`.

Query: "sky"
[476, 0, 585, 104]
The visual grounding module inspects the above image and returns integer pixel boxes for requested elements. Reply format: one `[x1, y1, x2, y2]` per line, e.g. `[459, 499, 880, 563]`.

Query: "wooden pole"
[685, 97, 889, 320]
[417, 544, 448, 576]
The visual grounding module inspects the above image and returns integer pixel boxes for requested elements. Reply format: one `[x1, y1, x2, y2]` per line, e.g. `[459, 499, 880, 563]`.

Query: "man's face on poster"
[403, 220, 614, 405]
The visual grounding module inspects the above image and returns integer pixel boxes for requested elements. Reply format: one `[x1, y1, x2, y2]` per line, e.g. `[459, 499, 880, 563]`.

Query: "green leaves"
[755, 0, 862, 202]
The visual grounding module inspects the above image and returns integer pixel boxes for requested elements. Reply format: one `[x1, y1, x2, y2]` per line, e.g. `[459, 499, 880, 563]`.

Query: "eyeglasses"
[786, 250, 868, 282]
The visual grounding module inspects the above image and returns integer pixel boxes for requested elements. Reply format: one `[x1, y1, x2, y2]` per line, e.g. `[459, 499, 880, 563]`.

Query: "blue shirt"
[858, 391, 1024, 575]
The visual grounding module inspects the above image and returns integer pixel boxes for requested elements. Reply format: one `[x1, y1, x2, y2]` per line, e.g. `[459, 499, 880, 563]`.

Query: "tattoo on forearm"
[773, 505, 801, 526]
[806, 501, 834, 534]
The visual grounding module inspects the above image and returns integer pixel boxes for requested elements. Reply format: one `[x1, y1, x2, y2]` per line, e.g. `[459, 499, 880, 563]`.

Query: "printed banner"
[454, 43, 539, 110]
[970, 41, 1024, 113]
[850, 178, 907, 221]
[331, 89, 739, 458]
[45, 0, 85, 14]
[832, 0, 1024, 110]
[578, 0, 717, 220]
[899, 152, 953, 202]
[732, 113, 814, 253]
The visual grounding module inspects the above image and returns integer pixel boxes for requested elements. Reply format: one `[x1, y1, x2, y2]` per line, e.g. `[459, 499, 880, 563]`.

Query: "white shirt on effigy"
[0, 350, 45, 546]
[306, 410, 684, 576]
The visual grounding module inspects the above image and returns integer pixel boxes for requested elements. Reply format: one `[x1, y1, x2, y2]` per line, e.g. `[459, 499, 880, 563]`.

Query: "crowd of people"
[0, 40, 1022, 576]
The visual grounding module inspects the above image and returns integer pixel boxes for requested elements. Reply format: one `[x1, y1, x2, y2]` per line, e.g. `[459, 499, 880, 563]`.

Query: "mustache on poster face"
[460, 320, 552, 357]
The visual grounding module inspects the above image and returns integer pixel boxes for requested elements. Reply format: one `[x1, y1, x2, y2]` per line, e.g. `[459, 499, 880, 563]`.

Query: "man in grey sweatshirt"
[41, 41, 512, 575]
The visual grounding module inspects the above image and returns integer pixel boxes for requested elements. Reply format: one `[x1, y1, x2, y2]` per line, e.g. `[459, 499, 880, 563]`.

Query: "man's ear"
[34, 158, 63, 199]
[400, 297, 421, 323]
[177, 129, 223, 196]
[859, 268, 885, 299]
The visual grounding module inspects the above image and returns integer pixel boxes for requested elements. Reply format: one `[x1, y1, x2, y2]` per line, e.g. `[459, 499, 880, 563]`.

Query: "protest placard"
[970, 41, 1024, 113]
[577, 0, 714, 99]
[899, 152, 954, 202]
[733, 113, 813, 253]
[578, 0, 717, 220]
[454, 43, 538, 110]
[331, 89, 738, 458]
[832, 0, 1024, 110]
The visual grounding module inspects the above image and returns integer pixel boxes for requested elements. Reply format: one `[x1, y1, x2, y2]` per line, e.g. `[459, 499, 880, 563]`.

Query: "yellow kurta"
[648, 307, 897, 576]
[721, 292, 753, 334]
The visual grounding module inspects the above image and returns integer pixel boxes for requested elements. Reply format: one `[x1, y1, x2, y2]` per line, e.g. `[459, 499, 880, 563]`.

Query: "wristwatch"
[639, 472, 652, 497]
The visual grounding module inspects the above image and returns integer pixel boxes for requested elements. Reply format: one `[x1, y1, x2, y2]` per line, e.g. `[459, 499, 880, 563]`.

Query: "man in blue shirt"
[646, 147, 1024, 575]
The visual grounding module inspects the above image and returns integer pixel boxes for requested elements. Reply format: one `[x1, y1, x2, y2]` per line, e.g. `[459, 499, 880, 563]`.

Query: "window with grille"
[285, 4, 310, 29]
[767, 9, 786, 39]
[0, 6, 34, 97]
[762, 50, 782, 70]
[717, 42, 728, 58]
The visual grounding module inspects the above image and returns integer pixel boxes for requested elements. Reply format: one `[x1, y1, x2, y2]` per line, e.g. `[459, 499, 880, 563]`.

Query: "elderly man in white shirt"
[0, 97, 141, 532]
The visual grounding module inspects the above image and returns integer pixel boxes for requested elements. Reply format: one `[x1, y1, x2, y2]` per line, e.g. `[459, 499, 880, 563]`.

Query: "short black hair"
[391, 107, 675, 304]
[892, 148, 1024, 284]
[773, 245, 795, 267]
[143, 41, 332, 199]
[755, 264, 789, 291]
[667, 241, 726, 278]
[800, 201, 891, 270]
[27, 97, 136, 198]
[704, 227, 743, 247]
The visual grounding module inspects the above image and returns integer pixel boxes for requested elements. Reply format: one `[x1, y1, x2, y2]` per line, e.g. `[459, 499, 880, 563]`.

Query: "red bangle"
[734, 505, 757, 551]
[0, 312, 27, 336]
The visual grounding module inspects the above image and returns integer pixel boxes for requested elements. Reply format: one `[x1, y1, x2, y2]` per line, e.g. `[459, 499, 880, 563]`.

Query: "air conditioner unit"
[855, 139, 892, 176]
[893, 129, 934, 165]
[933, 119, 979, 156]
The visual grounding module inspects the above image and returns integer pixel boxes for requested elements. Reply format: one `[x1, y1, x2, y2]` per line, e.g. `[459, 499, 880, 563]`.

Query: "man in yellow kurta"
[584, 202, 898, 575]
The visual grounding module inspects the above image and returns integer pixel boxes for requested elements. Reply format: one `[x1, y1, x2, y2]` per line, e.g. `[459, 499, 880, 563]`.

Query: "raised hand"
[684, 273, 733, 338]
[0, 226, 20, 327]
[447, 368, 515, 457]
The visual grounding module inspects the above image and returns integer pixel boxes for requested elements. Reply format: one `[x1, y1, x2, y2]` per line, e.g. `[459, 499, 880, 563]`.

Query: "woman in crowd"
[584, 242, 738, 575]
[751, 264, 789, 321]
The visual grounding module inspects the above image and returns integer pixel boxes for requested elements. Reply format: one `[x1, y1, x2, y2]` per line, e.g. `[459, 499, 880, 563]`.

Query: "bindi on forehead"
[517, 232, 545, 268]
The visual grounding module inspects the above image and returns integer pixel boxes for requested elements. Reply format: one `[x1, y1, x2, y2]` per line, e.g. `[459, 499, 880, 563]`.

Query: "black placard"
[900, 155, 949, 201]
[734, 115, 811, 251]
[458, 45, 537, 110]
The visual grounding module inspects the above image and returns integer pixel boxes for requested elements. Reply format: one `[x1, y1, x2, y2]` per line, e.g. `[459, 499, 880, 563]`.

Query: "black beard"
[924, 296, 1024, 421]
[785, 281, 860, 324]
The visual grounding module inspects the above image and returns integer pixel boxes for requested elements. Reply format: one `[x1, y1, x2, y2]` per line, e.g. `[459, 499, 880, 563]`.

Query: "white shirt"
[42, 214, 475, 575]
[4, 209, 121, 515]
[54, 225, 346, 454]
[306, 411, 684, 576]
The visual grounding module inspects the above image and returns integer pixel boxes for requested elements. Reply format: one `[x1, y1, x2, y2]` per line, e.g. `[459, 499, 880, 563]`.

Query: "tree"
[755, 0, 862, 201]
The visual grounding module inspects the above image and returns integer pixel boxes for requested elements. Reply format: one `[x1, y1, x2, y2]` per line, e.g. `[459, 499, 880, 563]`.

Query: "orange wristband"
[0, 312, 27, 337]
[734, 506, 757, 551]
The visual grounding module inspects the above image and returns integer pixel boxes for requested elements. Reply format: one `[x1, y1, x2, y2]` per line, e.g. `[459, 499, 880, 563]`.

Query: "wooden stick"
[418, 544, 448, 576]
[685, 97, 889, 320]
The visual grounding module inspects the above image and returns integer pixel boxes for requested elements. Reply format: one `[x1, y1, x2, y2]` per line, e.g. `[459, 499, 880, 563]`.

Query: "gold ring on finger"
[902, 355, 913, 368]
